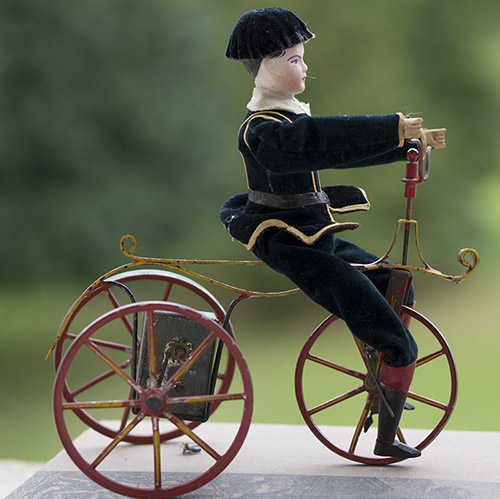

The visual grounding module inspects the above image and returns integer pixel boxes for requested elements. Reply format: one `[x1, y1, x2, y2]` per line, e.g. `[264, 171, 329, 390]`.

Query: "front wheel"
[295, 306, 457, 464]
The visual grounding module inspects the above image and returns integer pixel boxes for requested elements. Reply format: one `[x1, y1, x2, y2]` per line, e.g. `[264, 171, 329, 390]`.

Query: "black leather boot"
[373, 361, 421, 459]
[373, 387, 421, 458]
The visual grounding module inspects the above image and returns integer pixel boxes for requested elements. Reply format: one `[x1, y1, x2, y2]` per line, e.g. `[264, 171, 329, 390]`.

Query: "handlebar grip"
[408, 138, 431, 184]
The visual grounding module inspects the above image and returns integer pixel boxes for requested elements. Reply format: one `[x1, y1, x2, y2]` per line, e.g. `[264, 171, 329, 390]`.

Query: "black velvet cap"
[226, 7, 314, 60]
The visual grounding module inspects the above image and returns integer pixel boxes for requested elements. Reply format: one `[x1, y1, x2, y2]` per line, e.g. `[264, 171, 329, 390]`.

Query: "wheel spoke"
[68, 333, 132, 354]
[152, 416, 162, 489]
[105, 289, 134, 336]
[119, 400, 133, 431]
[91, 412, 145, 469]
[168, 392, 245, 406]
[407, 391, 449, 411]
[162, 332, 218, 393]
[161, 282, 174, 302]
[396, 427, 407, 444]
[166, 412, 222, 461]
[84, 337, 132, 354]
[86, 340, 141, 392]
[65, 332, 78, 342]
[306, 354, 365, 381]
[417, 349, 444, 368]
[353, 336, 369, 367]
[147, 310, 157, 387]
[308, 385, 366, 416]
[70, 359, 131, 397]
[62, 399, 140, 411]
[349, 393, 375, 453]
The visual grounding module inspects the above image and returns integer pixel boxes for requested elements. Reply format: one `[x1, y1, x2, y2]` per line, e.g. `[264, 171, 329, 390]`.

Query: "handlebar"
[402, 138, 431, 200]
[400, 139, 432, 265]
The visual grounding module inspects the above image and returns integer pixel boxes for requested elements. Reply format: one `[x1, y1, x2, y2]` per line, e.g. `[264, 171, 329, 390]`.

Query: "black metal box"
[136, 310, 217, 422]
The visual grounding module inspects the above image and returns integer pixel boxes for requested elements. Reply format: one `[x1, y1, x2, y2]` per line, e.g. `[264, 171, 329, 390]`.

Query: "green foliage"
[0, 0, 239, 285]
[0, 0, 498, 286]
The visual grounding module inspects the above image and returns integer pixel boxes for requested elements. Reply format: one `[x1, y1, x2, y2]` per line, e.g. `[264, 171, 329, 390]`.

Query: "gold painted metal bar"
[152, 416, 162, 489]
[397, 427, 407, 444]
[71, 359, 131, 397]
[349, 394, 374, 453]
[91, 412, 145, 469]
[167, 414, 221, 461]
[416, 349, 444, 367]
[306, 354, 365, 380]
[308, 386, 366, 416]
[104, 288, 134, 336]
[407, 391, 448, 411]
[352, 220, 479, 282]
[46, 230, 479, 361]
[63, 399, 138, 410]
[86, 340, 142, 392]
[147, 310, 157, 388]
[167, 392, 246, 406]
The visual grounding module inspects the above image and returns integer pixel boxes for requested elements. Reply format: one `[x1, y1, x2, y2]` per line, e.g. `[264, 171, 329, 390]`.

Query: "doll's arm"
[243, 113, 404, 174]
[345, 125, 447, 168]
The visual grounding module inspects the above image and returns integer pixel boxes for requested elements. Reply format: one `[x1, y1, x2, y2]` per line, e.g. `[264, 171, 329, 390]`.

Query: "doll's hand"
[424, 128, 447, 149]
[403, 117, 423, 139]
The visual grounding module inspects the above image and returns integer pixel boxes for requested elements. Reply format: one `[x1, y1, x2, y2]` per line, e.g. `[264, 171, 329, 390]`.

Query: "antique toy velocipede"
[47, 140, 479, 498]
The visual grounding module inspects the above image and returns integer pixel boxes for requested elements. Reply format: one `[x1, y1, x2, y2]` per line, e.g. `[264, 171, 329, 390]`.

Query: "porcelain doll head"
[226, 7, 314, 83]
[253, 43, 308, 97]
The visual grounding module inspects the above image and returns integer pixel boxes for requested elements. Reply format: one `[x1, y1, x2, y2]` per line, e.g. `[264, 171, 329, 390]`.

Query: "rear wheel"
[54, 270, 235, 443]
[53, 301, 253, 498]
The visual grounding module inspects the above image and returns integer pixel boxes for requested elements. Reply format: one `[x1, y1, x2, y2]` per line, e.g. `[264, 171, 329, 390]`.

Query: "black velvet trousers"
[253, 229, 418, 367]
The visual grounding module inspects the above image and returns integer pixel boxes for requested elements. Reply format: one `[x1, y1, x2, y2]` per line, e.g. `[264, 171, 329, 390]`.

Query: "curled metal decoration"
[46, 230, 479, 361]
[120, 234, 264, 268]
[119, 234, 301, 298]
[121, 230, 479, 285]
[351, 220, 479, 282]
[457, 247, 480, 273]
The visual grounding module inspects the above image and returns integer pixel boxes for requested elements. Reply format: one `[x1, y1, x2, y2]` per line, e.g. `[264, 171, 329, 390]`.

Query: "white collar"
[247, 87, 311, 116]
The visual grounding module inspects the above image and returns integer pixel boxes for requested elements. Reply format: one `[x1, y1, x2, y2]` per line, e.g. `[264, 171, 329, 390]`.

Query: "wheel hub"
[143, 391, 167, 414]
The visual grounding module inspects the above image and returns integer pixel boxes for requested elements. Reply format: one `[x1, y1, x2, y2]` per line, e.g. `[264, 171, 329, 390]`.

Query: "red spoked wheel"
[53, 301, 253, 498]
[54, 270, 235, 443]
[295, 305, 457, 464]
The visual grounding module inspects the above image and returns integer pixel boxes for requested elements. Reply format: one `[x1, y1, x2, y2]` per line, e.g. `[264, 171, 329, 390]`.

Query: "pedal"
[363, 414, 374, 433]
[364, 395, 379, 433]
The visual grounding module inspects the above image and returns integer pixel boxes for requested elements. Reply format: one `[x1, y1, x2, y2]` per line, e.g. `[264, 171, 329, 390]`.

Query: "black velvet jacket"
[220, 108, 409, 250]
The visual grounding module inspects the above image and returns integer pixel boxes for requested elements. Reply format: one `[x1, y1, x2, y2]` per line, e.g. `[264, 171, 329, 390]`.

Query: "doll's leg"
[373, 361, 421, 458]
[254, 231, 420, 457]
[333, 237, 415, 306]
[253, 230, 417, 367]
[331, 238, 420, 456]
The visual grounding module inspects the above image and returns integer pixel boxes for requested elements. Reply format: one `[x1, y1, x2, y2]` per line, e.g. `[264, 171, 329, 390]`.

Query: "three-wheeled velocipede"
[48, 141, 479, 498]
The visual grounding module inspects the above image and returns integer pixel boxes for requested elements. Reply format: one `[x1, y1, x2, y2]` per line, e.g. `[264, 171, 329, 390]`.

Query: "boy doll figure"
[220, 7, 446, 458]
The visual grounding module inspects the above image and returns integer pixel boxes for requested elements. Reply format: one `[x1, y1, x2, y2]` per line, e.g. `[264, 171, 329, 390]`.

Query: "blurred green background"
[1, 0, 499, 462]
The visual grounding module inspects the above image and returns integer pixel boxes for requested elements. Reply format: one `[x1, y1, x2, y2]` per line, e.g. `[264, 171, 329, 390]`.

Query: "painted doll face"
[256, 43, 308, 97]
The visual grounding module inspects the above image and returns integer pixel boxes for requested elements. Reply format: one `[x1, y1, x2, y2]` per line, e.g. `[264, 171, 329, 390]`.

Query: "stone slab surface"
[6, 423, 500, 498]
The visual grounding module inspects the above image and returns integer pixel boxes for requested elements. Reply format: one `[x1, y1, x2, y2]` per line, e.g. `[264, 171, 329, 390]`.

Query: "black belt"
[248, 189, 329, 209]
